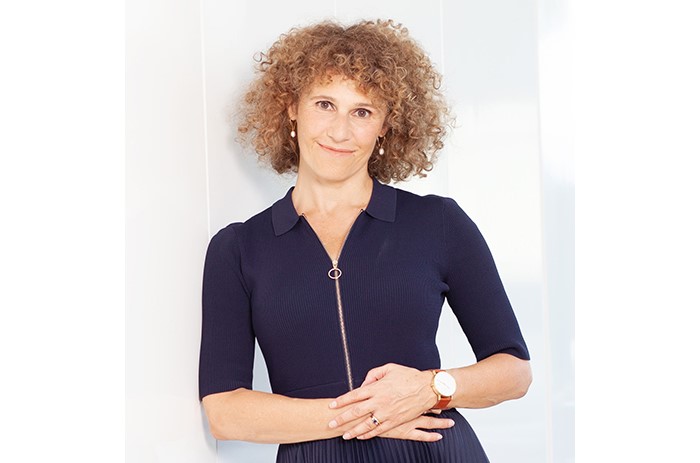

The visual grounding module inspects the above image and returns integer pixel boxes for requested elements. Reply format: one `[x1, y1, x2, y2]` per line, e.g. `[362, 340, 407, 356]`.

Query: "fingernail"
[448, 420, 455, 426]
[329, 420, 337, 429]
[437, 434, 443, 440]
[343, 433, 352, 440]
[329, 401, 337, 409]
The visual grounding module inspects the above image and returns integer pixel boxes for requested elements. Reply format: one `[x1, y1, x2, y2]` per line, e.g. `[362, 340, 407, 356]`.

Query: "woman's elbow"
[513, 360, 533, 399]
[207, 422, 227, 441]
[203, 403, 231, 440]
[206, 410, 249, 441]
[205, 412, 232, 441]
[202, 391, 246, 441]
[209, 425, 239, 441]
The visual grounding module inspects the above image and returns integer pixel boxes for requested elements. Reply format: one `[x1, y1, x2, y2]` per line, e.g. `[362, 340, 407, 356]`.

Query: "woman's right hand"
[373, 414, 455, 442]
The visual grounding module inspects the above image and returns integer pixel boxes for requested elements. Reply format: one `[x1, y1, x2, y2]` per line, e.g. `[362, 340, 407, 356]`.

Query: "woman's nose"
[327, 114, 351, 142]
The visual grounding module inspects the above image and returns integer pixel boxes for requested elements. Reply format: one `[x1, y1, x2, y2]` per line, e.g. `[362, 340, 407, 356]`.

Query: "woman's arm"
[202, 388, 358, 443]
[202, 387, 456, 443]
[446, 353, 532, 408]
[327, 353, 532, 440]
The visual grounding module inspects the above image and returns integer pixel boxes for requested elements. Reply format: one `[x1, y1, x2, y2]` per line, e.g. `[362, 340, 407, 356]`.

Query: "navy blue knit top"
[199, 179, 529, 401]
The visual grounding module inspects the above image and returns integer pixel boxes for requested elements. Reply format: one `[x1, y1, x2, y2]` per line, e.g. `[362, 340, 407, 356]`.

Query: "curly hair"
[237, 19, 452, 183]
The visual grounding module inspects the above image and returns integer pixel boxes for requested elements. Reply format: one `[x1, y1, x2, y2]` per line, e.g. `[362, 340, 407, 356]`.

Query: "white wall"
[537, 1, 574, 461]
[126, 0, 216, 461]
[126, 0, 574, 462]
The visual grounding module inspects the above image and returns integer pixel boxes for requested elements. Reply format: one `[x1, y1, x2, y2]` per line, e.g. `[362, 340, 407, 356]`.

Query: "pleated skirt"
[276, 409, 489, 462]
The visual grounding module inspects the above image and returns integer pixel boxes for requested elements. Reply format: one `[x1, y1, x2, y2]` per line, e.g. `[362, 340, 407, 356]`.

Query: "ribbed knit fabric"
[199, 178, 529, 461]
[276, 410, 489, 463]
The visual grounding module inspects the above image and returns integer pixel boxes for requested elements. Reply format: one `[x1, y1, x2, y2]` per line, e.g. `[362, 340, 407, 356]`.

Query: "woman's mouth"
[318, 143, 354, 155]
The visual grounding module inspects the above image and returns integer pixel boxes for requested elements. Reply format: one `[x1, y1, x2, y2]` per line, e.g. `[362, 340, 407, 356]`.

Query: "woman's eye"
[317, 101, 333, 110]
[355, 108, 371, 118]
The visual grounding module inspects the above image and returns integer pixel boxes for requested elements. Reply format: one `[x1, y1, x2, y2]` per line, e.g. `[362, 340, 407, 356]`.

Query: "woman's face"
[288, 75, 387, 185]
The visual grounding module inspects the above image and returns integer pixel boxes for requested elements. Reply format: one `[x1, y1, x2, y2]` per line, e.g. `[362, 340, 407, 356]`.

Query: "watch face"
[434, 371, 457, 396]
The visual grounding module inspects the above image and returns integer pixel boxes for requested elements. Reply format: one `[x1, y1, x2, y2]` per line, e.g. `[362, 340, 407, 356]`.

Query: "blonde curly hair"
[237, 19, 452, 183]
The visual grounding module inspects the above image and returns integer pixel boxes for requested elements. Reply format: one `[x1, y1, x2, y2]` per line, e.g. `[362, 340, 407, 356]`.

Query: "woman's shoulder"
[211, 205, 275, 241]
[392, 185, 465, 215]
[390, 186, 480, 239]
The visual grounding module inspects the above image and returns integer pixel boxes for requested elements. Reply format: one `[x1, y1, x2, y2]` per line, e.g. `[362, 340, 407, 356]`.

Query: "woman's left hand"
[328, 363, 437, 440]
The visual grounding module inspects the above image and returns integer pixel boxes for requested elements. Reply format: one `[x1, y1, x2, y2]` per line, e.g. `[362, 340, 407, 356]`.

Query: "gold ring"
[370, 414, 381, 427]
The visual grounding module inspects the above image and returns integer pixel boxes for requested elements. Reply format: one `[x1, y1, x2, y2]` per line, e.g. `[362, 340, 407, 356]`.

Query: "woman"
[199, 19, 532, 462]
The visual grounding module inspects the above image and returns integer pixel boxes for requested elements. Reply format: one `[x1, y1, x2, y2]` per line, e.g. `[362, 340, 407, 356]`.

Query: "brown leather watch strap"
[434, 395, 452, 409]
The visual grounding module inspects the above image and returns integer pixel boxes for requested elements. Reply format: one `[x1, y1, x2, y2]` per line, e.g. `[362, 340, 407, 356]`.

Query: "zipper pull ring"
[328, 260, 342, 280]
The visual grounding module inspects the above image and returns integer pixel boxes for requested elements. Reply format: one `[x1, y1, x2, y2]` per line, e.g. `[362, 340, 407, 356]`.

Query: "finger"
[345, 416, 389, 441]
[360, 364, 391, 386]
[414, 416, 455, 430]
[401, 429, 444, 442]
[373, 416, 454, 442]
[329, 386, 372, 410]
[329, 403, 372, 429]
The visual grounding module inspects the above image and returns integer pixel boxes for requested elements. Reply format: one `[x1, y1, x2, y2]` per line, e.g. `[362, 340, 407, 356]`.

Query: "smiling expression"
[288, 75, 388, 184]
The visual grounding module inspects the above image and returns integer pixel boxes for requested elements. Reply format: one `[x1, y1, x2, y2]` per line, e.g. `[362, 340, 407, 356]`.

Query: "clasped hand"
[328, 363, 453, 442]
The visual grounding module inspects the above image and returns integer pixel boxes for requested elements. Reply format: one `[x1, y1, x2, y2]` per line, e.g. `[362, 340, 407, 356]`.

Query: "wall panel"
[126, 0, 214, 460]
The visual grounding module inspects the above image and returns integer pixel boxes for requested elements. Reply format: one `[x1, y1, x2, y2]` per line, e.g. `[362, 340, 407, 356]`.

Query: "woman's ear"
[287, 104, 298, 120]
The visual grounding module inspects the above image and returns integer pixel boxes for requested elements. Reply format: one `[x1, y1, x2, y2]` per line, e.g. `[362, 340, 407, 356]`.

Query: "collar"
[271, 177, 397, 236]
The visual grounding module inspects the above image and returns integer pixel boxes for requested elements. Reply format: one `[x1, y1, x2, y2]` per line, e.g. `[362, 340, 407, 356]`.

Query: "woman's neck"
[291, 173, 373, 216]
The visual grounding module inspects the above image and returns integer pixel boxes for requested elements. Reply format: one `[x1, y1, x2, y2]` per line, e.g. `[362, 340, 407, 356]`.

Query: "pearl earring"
[377, 137, 385, 155]
[290, 120, 297, 138]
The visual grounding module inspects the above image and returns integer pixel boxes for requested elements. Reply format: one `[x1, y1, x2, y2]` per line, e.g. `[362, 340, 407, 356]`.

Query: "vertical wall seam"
[439, 0, 445, 76]
[534, 1, 555, 462]
[199, 0, 212, 239]
[198, 0, 214, 460]
[439, 0, 449, 193]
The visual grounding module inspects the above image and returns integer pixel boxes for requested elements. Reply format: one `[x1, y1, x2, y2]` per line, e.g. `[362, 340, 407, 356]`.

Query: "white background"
[1, 1, 698, 462]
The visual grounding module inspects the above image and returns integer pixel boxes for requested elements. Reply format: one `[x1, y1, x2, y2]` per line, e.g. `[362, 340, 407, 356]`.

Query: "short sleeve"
[198, 223, 255, 400]
[442, 198, 530, 362]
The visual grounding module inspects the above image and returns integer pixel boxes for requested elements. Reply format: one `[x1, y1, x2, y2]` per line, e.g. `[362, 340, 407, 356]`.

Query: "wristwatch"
[430, 369, 457, 409]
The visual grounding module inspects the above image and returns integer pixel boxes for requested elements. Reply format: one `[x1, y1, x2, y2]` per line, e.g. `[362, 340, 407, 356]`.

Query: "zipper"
[329, 259, 353, 390]
[301, 210, 363, 391]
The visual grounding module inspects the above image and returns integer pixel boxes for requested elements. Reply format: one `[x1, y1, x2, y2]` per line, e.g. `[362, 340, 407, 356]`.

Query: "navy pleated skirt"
[276, 409, 489, 462]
